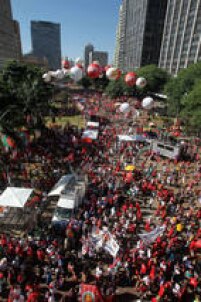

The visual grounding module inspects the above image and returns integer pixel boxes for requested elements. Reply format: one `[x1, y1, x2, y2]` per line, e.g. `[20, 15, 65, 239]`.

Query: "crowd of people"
[0, 92, 200, 301]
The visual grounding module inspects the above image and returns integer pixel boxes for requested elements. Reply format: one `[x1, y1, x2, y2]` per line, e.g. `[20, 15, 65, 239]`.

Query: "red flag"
[81, 283, 104, 302]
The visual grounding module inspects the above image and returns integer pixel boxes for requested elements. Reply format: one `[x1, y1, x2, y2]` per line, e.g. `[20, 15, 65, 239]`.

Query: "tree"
[136, 64, 170, 93]
[105, 76, 127, 98]
[77, 76, 92, 89]
[180, 80, 201, 134]
[105, 65, 170, 98]
[0, 61, 53, 133]
[164, 61, 201, 116]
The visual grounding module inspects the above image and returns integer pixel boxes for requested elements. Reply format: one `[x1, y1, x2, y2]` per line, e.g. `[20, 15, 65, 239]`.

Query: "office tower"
[116, 0, 167, 72]
[31, 21, 61, 70]
[0, 0, 22, 69]
[159, 0, 201, 75]
[89, 50, 108, 67]
[13, 20, 22, 61]
[114, 4, 125, 68]
[84, 44, 94, 71]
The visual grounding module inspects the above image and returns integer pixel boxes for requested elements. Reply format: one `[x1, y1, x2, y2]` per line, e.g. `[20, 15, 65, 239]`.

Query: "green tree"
[180, 80, 201, 134]
[77, 76, 92, 89]
[105, 76, 127, 98]
[164, 62, 201, 116]
[0, 60, 53, 133]
[136, 64, 170, 93]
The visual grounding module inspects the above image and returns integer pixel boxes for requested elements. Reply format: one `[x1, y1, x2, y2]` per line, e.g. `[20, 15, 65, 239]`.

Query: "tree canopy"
[0, 61, 53, 133]
[105, 65, 170, 98]
[180, 80, 201, 133]
[164, 62, 201, 116]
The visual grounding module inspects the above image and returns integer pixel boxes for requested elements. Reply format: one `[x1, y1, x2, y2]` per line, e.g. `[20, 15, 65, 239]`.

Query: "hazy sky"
[11, 0, 122, 63]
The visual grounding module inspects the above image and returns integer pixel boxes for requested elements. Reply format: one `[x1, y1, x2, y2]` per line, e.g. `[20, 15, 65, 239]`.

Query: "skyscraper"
[89, 51, 108, 67]
[31, 21, 61, 70]
[114, 4, 126, 68]
[0, 0, 22, 69]
[84, 44, 94, 71]
[116, 0, 168, 72]
[159, 0, 201, 75]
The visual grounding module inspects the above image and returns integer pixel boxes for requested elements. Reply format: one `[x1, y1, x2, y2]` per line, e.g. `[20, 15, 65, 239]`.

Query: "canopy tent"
[117, 134, 146, 142]
[82, 129, 99, 140]
[48, 174, 75, 197]
[86, 121, 99, 128]
[0, 187, 33, 208]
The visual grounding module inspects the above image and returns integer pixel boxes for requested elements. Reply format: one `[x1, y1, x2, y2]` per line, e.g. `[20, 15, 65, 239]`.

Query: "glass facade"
[159, 0, 201, 75]
[117, 0, 167, 71]
[31, 21, 61, 70]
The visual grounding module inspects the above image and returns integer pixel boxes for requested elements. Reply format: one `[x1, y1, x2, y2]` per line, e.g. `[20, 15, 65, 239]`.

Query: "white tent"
[48, 174, 75, 197]
[82, 129, 98, 140]
[0, 187, 33, 208]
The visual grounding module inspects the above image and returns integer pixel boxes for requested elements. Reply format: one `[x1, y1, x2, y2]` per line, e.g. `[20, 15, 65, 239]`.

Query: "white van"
[51, 176, 86, 226]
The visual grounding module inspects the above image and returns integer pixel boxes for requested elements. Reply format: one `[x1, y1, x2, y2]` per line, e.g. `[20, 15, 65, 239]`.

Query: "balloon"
[93, 60, 100, 66]
[104, 65, 112, 72]
[194, 240, 201, 249]
[87, 63, 100, 79]
[125, 72, 137, 87]
[106, 67, 121, 80]
[55, 69, 65, 79]
[136, 77, 147, 88]
[76, 63, 83, 69]
[119, 102, 130, 113]
[70, 66, 83, 82]
[75, 57, 83, 65]
[42, 72, 51, 83]
[62, 59, 70, 69]
[142, 97, 154, 110]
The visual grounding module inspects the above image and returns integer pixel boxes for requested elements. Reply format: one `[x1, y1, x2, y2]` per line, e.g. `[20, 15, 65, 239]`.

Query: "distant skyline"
[11, 0, 122, 63]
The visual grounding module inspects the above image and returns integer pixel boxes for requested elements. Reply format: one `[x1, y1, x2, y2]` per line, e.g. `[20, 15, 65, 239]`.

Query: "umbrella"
[125, 165, 135, 171]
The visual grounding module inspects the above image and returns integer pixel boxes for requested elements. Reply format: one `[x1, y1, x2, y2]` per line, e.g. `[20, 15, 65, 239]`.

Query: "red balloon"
[76, 63, 83, 69]
[104, 64, 112, 72]
[125, 72, 137, 87]
[62, 60, 70, 69]
[87, 63, 100, 79]
[194, 239, 201, 249]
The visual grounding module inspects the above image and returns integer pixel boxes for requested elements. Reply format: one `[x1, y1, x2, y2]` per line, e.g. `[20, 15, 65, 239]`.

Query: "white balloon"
[136, 77, 147, 88]
[142, 97, 154, 110]
[93, 60, 100, 65]
[42, 72, 51, 83]
[70, 66, 83, 82]
[55, 69, 65, 79]
[75, 57, 83, 65]
[106, 67, 121, 80]
[119, 102, 130, 113]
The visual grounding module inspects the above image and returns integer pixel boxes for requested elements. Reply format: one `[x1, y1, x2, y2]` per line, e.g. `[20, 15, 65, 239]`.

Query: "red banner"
[81, 283, 104, 302]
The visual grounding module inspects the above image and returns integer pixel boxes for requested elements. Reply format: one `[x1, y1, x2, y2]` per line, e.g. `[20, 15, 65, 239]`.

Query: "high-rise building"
[159, 0, 201, 75]
[113, 5, 123, 68]
[31, 21, 61, 70]
[89, 50, 108, 67]
[0, 0, 22, 69]
[84, 44, 94, 71]
[116, 0, 168, 72]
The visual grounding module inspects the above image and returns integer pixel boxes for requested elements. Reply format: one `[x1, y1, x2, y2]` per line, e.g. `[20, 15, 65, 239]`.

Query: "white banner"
[91, 229, 119, 257]
[139, 225, 166, 245]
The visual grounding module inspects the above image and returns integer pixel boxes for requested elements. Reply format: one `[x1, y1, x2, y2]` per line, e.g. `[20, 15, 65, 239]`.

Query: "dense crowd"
[0, 92, 200, 301]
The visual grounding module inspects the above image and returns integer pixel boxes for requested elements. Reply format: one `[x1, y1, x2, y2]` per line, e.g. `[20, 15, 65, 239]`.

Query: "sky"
[11, 0, 122, 63]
